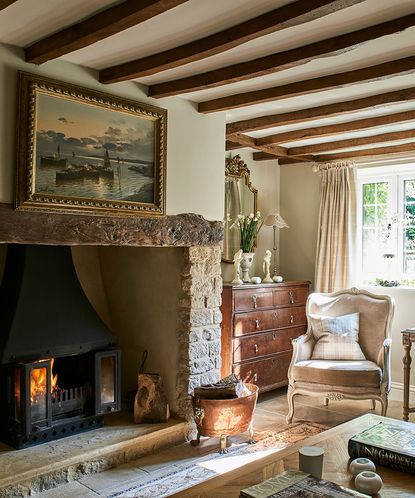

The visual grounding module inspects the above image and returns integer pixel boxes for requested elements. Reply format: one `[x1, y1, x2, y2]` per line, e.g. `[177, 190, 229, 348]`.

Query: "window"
[357, 163, 415, 284]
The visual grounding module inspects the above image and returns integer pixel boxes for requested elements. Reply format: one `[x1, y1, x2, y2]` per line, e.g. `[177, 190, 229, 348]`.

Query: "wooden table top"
[176, 414, 415, 497]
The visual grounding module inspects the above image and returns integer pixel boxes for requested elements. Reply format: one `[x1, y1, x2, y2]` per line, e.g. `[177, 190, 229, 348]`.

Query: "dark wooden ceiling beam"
[225, 140, 244, 151]
[314, 142, 415, 162]
[227, 87, 415, 135]
[149, 13, 415, 98]
[253, 152, 308, 164]
[287, 129, 415, 155]
[25, 0, 189, 65]
[255, 109, 415, 145]
[199, 56, 415, 113]
[99, 0, 365, 83]
[0, 0, 17, 11]
[230, 133, 315, 162]
[253, 152, 280, 161]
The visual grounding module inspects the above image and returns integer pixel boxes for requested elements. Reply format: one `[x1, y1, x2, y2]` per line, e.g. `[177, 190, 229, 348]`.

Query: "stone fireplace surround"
[0, 204, 224, 435]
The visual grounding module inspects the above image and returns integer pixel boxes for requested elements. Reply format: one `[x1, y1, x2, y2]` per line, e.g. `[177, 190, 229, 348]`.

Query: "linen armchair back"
[307, 288, 394, 364]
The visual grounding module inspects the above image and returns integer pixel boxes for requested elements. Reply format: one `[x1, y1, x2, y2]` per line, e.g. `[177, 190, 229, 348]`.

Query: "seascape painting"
[17, 72, 167, 216]
[35, 93, 155, 203]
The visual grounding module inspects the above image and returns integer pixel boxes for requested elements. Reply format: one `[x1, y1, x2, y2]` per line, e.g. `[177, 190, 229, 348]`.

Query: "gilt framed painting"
[16, 72, 167, 216]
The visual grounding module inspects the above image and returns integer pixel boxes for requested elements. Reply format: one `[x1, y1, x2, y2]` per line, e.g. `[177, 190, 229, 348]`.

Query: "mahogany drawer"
[276, 306, 307, 328]
[274, 287, 308, 307]
[234, 306, 306, 336]
[234, 309, 278, 335]
[234, 289, 273, 311]
[233, 326, 306, 363]
[233, 351, 293, 392]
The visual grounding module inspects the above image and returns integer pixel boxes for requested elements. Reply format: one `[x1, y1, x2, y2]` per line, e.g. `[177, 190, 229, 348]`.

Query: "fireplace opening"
[2, 350, 121, 449]
[0, 244, 122, 449]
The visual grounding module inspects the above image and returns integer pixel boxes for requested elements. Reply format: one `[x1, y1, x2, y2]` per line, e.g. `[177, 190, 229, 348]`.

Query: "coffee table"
[175, 414, 415, 497]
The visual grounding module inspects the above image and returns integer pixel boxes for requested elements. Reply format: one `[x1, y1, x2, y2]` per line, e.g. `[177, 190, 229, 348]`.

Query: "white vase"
[240, 252, 255, 283]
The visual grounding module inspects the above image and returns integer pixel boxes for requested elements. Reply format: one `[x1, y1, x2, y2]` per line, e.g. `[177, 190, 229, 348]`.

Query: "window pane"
[404, 252, 415, 273]
[405, 179, 415, 202]
[363, 206, 375, 226]
[405, 203, 415, 218]
[363, 183, 376, 204]
[377, 205, 388, 226]
[377, 182, 388, 203]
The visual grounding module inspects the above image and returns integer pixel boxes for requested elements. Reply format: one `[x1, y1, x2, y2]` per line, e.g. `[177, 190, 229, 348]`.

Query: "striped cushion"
[310, 312, 366, 361]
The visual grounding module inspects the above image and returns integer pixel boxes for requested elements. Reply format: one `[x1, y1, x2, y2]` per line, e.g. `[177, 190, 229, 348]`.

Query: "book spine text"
[348, 440, 415, 474]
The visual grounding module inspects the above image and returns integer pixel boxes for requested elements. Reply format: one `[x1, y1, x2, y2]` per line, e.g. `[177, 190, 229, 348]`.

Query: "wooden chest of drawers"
[221, 281, 310, 393]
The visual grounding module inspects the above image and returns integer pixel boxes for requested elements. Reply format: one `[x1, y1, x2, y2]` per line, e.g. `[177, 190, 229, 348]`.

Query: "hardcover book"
[239, 470, 366, 497]
[348, 420, 415, 474]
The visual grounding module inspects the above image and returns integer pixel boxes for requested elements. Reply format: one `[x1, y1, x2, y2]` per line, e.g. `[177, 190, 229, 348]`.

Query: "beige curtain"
[314, 161, 356, 293]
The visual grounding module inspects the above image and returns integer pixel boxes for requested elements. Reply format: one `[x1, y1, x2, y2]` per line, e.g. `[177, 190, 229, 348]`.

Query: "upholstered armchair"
[286, 288, 394, 423]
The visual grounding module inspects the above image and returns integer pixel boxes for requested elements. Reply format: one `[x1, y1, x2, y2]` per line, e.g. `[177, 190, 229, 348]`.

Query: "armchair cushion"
[292, 359, 382, 388]
[310, 312, 366, 360]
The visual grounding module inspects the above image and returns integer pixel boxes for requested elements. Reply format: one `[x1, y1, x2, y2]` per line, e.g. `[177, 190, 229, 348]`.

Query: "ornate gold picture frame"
[16, 72, 167, 216]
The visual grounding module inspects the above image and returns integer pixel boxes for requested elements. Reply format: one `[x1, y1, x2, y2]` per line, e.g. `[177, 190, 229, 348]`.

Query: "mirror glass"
[223, 155, 258, 262]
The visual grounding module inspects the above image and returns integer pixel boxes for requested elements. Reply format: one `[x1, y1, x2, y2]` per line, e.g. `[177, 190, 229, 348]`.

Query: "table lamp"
[264, 213, 289, 276]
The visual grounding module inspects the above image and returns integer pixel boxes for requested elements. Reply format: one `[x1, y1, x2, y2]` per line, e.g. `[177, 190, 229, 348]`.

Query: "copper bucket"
[191, 383, 258, 453]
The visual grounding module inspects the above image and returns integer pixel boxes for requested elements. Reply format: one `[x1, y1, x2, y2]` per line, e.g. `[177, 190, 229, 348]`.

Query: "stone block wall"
[176, 245, 223, 434]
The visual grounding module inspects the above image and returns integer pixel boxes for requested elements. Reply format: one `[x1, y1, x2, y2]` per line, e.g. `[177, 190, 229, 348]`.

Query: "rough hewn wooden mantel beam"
[0, 204, 223, 247]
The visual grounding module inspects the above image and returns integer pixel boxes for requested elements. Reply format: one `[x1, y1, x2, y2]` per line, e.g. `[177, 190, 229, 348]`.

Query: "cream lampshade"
[264, 213, 289, 276]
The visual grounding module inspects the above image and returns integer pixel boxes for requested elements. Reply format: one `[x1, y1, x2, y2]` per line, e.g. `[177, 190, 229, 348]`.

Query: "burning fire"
[30, 359, 58, 404]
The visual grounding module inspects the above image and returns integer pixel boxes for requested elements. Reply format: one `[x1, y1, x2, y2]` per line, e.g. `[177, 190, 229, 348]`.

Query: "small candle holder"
[349, 457, 376, 476]
[299, 446, 324, 479]
[355, 471, 383, 495]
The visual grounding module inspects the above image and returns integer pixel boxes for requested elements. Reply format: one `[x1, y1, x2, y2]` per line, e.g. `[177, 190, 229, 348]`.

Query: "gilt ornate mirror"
[223, 154, 258, 263]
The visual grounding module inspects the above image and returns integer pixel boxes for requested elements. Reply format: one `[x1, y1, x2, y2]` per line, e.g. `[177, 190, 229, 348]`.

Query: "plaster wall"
[279, 161, 415, 396]
[222, 150, 280, 282]
[98, 247, 182, 413]
[0, 43, 225, 220]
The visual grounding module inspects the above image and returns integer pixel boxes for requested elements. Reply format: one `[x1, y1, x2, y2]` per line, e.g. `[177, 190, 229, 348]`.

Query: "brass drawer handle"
[273, 311, 278, 320]
[252, 294, 257, 308]
[272, 332, 276, 340]
[289, 290, 295, 304]
[253, 344, 259, 353]
[253, 373, 258, 383]
[290, 314, 294, 324]
[255, 319, 260, 329]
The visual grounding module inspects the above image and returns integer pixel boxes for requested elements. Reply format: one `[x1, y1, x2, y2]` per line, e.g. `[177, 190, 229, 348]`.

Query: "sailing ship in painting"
[56, 149, 114, 181]
[40, 144, 67, 167]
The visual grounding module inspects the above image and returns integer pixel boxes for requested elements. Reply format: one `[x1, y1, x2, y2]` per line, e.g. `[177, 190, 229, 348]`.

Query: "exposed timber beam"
[287, 129, 415, 156]
[253, 152, 280, 161]
[99, 0, 364, 83]
[253, 152, 308, 164]
[314, 142, 415, 162]
[25, 0, 189, 65]
[230, 133, 315, 162]
[149, 13, 415, 98]
[199, 56, 415, 113]
[226, 87, 415, 135]
[226, 140, 244, 151]
[255, 109, 415, 146]
[0, 0, 17, 11]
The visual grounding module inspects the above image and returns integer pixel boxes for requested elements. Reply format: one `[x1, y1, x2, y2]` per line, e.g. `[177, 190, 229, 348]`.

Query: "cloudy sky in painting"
[35, 93, 155, 162]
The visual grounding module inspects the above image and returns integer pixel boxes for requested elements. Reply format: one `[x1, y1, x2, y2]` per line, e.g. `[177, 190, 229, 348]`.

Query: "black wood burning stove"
[0, 245, 121, 449]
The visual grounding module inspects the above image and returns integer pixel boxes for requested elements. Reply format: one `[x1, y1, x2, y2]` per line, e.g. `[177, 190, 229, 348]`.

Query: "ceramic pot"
[355, 471, 383, 495]
[240, 252, 255, 283]
[349, 458, 376, 476]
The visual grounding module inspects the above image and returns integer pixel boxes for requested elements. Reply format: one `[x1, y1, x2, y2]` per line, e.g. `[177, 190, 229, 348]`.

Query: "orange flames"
[30, 359, 58, 404]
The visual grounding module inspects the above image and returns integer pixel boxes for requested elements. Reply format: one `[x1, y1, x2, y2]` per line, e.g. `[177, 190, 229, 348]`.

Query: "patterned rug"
[106, 422, 328, 498]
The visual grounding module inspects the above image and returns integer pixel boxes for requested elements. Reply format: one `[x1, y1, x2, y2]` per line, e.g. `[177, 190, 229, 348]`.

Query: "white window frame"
[357, 162, 415, 284]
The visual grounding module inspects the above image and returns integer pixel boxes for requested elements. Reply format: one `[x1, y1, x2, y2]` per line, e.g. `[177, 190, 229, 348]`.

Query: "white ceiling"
[2, 0, 415, 159]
